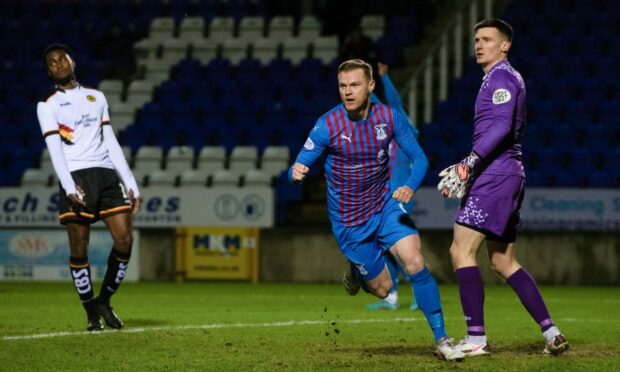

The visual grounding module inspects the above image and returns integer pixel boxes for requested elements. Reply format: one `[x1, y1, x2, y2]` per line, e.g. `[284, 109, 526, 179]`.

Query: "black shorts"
[58, 167, 132, 225]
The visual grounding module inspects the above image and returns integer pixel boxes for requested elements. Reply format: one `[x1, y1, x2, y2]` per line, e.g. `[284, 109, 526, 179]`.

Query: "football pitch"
[1, 282, 619, 371]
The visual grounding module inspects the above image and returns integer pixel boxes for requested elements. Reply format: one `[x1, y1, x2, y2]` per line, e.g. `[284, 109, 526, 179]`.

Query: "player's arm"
[391, 109, 429, 203]
[437, 72, 518, 198]
[288, 119, 329, 184]
[100, 94, 141, 213]
[37, 101, 86, 209]
[472, 71, 518, 161]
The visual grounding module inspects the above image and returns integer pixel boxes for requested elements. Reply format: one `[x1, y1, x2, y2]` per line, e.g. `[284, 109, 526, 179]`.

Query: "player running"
[290, 59, 464, 361]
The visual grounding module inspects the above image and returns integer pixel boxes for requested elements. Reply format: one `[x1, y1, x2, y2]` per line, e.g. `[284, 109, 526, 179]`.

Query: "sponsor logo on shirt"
[60, 102, 71, 106]
[492, 88, 511, 104]
[74, 114, 98, 128]
[377, 149, 387, 161]
[304, 138, 314, 150]
[374, 123, 387, 140]
[86, 95, 96, 102]
[340, 133, 352, 143]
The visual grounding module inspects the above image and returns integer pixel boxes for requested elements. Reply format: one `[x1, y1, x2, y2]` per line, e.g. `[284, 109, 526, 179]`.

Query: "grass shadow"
[125, 319, 169, 327]
[336, 344, 435, 357]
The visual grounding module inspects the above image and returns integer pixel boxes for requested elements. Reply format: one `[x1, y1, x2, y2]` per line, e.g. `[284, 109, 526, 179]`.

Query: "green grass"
[1, 282, 619, 371]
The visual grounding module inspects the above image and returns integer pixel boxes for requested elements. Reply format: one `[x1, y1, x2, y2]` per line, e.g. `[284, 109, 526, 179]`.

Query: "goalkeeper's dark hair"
[42, 44, 74, 65]
[338, 59, 373, 81]
[474, 19, 513, 42]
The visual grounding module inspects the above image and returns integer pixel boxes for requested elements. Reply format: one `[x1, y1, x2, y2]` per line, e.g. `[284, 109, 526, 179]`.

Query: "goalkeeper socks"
[69, 256, 95, 311]
[99, 248, 131, 302]
[455, 266, 486, 336]
[407, 267, 447, 341]
[507, 268, 555, 332]
[543, 326, 561, 343]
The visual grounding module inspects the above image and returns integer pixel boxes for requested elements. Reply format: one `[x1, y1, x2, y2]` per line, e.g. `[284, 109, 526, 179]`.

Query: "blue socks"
[408, 266, 447, 341]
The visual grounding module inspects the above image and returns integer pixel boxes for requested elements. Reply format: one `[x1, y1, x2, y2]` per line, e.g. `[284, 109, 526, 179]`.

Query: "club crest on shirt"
[304, 138, 314, 150]
[374, 123, 387, 140]
[492, 88, 511, 104]
[86, 95, 96, 102]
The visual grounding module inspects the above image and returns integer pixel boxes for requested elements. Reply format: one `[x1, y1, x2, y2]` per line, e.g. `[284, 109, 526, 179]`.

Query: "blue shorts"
[332, 198, 418, 281]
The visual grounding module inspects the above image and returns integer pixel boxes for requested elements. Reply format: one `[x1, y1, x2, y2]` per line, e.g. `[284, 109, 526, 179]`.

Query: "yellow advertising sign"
[176, 227, 259, 282]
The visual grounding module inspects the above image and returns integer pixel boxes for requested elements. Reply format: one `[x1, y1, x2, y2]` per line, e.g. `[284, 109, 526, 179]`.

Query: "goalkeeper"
[437, 19, 568, 357]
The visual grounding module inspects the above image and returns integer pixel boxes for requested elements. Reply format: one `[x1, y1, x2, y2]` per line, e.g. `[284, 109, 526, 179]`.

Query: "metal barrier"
[403, 0, 494, 126]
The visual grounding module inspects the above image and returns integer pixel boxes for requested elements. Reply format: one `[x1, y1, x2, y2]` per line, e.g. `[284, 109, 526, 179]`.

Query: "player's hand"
[129, 189, 140, 215]
[291, 163, 309, 183]
[437, 152, 479, 198]
[67, 185, 87, 211]
[377, 62, 388, 76]
[392, 185, 414, 203]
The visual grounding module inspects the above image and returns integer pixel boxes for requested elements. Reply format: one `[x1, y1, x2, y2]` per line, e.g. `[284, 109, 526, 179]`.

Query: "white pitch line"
[2, 317, 425, 341]
[2, 316, 615, 341]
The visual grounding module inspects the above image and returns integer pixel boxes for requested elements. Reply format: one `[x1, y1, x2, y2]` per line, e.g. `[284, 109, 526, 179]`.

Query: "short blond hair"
[337, 59, 373, 81]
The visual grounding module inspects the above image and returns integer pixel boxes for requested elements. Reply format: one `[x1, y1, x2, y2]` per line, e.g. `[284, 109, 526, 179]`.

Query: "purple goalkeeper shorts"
[455, 174, 525, 243]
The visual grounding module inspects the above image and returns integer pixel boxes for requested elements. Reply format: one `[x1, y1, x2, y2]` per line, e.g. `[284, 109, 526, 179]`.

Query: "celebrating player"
[437, 19, 569, 356]
[37, 44, 140, 331]
[290, 59, 464, 361]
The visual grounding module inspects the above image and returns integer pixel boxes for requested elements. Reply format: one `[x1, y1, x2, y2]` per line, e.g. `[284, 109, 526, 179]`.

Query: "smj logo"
[9, 235, 53, 258]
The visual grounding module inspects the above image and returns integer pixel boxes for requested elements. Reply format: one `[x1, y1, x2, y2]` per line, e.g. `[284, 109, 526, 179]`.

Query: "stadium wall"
[137, 228, 619, 285]
[258, 228, 620, 285]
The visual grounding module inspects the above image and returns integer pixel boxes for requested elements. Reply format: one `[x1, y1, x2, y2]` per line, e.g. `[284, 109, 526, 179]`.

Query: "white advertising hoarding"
[0, 186, 274, 228]
[412, 188, 620, 230]
[0, 186, 618, 230]
[0, 229, 140, 281]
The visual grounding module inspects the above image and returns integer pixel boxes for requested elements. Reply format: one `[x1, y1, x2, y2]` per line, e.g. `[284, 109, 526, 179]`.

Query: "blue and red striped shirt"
[290, 102, 428, 226]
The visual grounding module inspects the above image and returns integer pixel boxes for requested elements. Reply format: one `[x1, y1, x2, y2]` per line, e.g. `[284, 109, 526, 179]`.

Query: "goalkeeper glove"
[437, 152, 480, 199]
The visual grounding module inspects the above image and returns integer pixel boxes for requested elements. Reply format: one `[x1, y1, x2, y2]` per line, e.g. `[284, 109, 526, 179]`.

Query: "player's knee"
[69, 237, 89, 257]
[450, 241, 473, 261]
[490, 256, 516, 276]
[369, 280, 392, 299]
[114, 234, 134, 253]
[373, 285, 392, 299]
[401, 256, 425, 275]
